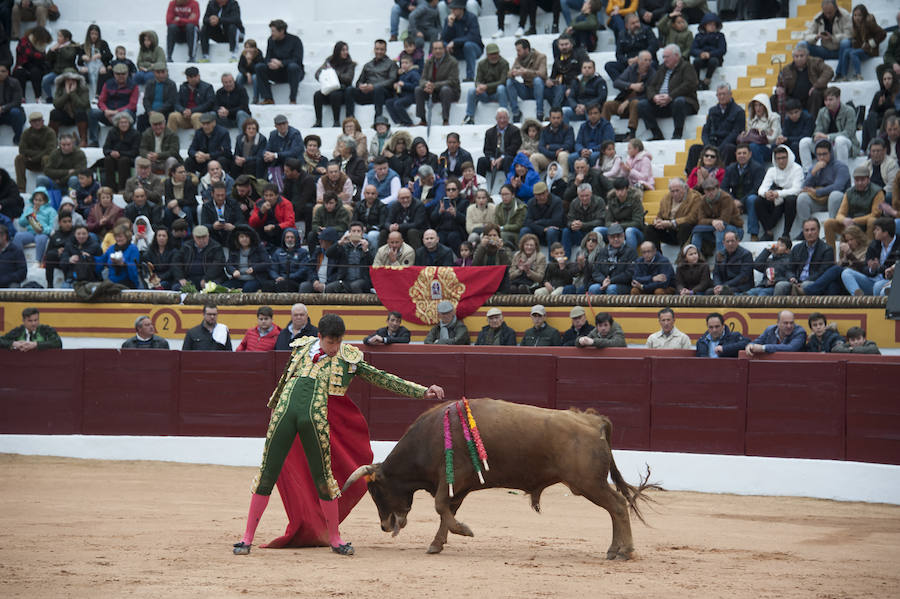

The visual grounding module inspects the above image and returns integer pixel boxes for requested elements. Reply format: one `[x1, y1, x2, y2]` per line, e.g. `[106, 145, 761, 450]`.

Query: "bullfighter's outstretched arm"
[356, 361, 428, 399]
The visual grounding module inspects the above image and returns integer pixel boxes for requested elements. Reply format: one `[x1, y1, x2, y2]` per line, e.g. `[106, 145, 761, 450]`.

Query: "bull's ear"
[364, 473, 376, 483]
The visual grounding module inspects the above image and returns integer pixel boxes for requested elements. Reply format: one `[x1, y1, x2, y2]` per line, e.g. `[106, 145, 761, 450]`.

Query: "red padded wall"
[845, 362, 900, 463]
[0, 350, 84, 434]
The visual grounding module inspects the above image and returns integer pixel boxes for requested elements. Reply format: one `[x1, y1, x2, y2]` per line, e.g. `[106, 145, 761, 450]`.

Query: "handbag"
[737, 129, 768, 145]
[318, 66, 340, 96]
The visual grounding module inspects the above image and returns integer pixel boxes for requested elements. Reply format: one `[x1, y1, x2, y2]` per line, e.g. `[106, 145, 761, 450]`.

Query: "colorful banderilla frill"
[443, 398, 490, 498]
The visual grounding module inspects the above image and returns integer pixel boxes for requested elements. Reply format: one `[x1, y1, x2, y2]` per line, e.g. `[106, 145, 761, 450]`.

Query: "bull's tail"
[608, 458, 663, 525]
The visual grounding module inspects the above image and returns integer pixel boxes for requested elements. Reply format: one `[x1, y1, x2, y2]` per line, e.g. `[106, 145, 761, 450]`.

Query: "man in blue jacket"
[631, 241, 675, 294]
[520, 181, 564, 251]
[745, 310, 807, 356]
[796, 140, 850, 227]
[186, 112, 232, 174]
[563, 59, 607, 124]
[695, 312, 750, 357]
[0, 224, 26, 288]
[263, 114, 303, 168]
[686, 82, 745, 168]
[569, 103, 613, 170]
[256, 19, 304, 105]
[442, 1, 482, 81]
[169, 66, 215, 131]
[537, 107, 575, 178]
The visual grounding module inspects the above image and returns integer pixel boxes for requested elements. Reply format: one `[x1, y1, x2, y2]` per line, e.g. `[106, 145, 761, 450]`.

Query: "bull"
[343, 398, 660, 559]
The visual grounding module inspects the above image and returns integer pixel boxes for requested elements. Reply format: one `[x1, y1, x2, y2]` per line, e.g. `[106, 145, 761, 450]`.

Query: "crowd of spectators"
[0, 1, 897, 299]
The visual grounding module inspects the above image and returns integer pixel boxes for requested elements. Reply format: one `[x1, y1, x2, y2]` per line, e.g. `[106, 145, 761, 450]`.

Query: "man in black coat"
[274, 302, 319, 350]
[363, 311, 412, 345]
[200, 181, 245, 245]
[173, 225, 228, 290]
[255, 19, 304, 104]
[477, 107, 521, 189]
[200, 0, 244, 61]
[214, 73, 250, 129]
[438, 132, 474, 178]
[720, 144, 766, 240]
[560, 305, 594, 346]
[182, 304, 232, 350]
[282, 158, 316, 234]
[414, 228, 455, 266]
[380, 187, 427, 248]
[474, 307, 518, 345]
[773, 217, 836, 295]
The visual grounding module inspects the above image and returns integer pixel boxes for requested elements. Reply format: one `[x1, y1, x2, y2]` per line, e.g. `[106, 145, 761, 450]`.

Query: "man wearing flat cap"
[139, 63, 178, 132]
[424, 300, 470, 344]
[264, 113, 304, 168]
[88, 62, 140, 146]
[823, 165, 884, 246]
[185, 111, 233, 175]
[122, 315, 170, 349]
[520, 304, 562, 346]
[560, 305, 594, 346]
[475, 307, 517, 345]
[463, 42, 509, 125]
[139, 111, 182, 174]
[172, 224, 228, 290]
[169, 66, 215, 131]
[14, 112, 56, 192]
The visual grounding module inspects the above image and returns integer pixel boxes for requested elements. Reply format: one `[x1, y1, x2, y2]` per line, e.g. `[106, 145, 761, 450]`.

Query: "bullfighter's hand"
[425, 385, 445, 400]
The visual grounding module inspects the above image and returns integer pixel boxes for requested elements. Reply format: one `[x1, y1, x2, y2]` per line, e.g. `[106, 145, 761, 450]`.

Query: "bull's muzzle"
[382, 513, 406, 537]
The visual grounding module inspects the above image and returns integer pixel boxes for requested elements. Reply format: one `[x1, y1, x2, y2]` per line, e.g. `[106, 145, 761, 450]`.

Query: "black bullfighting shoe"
[331, 542, 354, 556]
[233, 542, 251, 555]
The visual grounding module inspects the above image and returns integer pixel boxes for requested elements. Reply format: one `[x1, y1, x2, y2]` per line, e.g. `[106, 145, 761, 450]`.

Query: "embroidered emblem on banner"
[409, 267, 467, 324]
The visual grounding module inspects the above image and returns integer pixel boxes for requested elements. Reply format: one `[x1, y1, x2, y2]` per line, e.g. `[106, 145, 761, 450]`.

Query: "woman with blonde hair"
[334, 116, 368, 162]
[508, 232, 547, 294]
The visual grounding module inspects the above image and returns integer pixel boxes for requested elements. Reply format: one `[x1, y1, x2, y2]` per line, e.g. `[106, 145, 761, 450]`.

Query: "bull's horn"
[342, 464, 375, 492]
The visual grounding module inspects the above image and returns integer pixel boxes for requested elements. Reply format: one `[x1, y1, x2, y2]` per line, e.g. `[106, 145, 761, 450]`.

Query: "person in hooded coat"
[689, 13, 726, 90]
[224, 223, 271, 292]
[267, 227, 311, 292]
[754, 144, 804, 241]
[505, 152, 541, 201]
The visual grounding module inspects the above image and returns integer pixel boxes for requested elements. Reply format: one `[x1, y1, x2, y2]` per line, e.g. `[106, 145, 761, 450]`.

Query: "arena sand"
[1, 454, 898, 598]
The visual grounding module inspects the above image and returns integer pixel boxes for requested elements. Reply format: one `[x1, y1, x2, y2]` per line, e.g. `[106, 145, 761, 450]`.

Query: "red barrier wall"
[1, 347, 898, 466]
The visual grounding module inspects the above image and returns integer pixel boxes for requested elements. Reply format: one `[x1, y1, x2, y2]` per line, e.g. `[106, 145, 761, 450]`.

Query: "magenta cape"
[261, 393, 374, 548]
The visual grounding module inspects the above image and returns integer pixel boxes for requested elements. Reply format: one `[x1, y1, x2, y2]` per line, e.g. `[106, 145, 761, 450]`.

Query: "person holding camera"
[323, 221, 374, 294]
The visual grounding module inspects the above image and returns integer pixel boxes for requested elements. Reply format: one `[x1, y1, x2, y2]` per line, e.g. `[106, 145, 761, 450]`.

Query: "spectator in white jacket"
[754, 144, 804, 241]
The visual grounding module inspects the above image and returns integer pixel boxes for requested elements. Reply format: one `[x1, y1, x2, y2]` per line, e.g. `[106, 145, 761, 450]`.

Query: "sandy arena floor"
[1, 454, 899, 598]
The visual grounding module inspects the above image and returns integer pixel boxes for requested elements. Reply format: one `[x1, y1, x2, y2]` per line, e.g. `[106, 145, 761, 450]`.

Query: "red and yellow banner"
[369, 266, 507, 325]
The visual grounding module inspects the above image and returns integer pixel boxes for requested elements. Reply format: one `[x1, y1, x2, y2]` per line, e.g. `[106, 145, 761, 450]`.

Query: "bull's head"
[344, 464, 414, 537]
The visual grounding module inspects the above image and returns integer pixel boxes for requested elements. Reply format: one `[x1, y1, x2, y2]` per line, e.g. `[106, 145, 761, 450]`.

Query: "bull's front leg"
[428, 483, 472, 554]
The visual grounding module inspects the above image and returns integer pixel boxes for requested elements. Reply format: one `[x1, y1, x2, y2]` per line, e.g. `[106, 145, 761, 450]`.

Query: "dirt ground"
[1, 455, 899, 599]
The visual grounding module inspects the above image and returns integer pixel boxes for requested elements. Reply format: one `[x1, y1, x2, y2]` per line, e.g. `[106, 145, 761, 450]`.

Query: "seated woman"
[334, 117, 368, 163]
[313, 42, 356, 128]
[231, 117, 268, 180]
[13, 186, 56, 264]
[96, 223, 141, 288]
[86, 186, 123, 240]
[302, 134, 329, 181]
[603, 138, 654, 190]
[141, 227, 179, 289]
[465, 188, 496, 245]
[686, 145, 724, 191]
[76, 24, 112, 99]
[236, 39, 264, 103]
[163, 162, 200, 228]
[571, 230, 603, 293]
[508, 233, 547, 294]
[102, 112, 140, 192]
[61, 224, 102, 285]
[742, 94, 781, 165]
[224, 224, 272, 292]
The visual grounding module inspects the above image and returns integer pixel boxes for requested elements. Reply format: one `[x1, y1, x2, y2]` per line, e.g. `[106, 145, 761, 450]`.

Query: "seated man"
[520, 304, 561, 346]
[264, 114, 304, 172]
[373, 230, 415, 267]
[645, 177, 699, 248]
[474, 307, 517, 346]
[599, 178, 645, 249]
[801, 0, 852, 60]
[200, 180, 244, 245]
[569, 103, 613, 170]
[603, 13, 659, 82]
[505, 39, 548, 123]
[832, 326, 881, 354]
[775, 99, 815, 160]
[562, 156, 611, 210]
[721, 144, 766, 241]
[745, 310, 807, 356]
[429, 180, 467, 251]
[463, 43, 508, 125]
[476, 108, 521, 188]
[695, 312, 750, 357]
[535, 108, 574, 178]
[560, 305, 594, 346]
[638, 43, 698, 141]
[166, 0, 200, 63]
[0, 306, 62, 351]
[686, 83, 745, 168]
[173, 225, 227, 291]
[772, 43, 832, 117]
[250, 184, 296, 247]
[169, 66, 215, 132]
[255, 19, 304, 105]
[691, 176, 743, 256]
[563, 182, 606, 257]
[182, 304, 232, 350]
[415, 228, 455, 266]
[236, 306, 282, 352]
[124, 157, 165, 205]
[424, 300, 469, 344]
[575, 312, 626, 348]
[348, 40, 398, 121]
[299, 227, 340, 293]
[746, 235, 793, 296]
[0, 65, 24, 145]
[139, 111, 182, 175]
[215, 73, 250, 130]
[381, 187, 426, 248]
[587, 223, 636, 295]
[777, 217, 837, 295]
[122, 315, 170, 349]
[755, 145, 803, 241]
[646, 307, 692, 349]
[88, 63, 139, 147]
[824, 166, 883, 245]
[414, 40, 460, 127]
[275, 303, 318, 350]
[796, 140, 850, 227]
[710, 230, 753, 295]
[0, 224, 27, 288]
[864, 138, 898, 202]
[602, 50, 655, 141]
[366, 157, 401, 205]
[439, 133, 474, 179]
[804, 312, 843, 353]
[520, 181, 564, 250]
[631, 241, 675, 295]
[441, 0, 482, 81]
[139, 64, 178, 132]
[364, 311, 412, 345]
[798, 87, 859, 172]
[36, 133, 85, 194]
[14, 113, 56, 192]
[185, 112, 233, 175]
[841, 217, 898, 296]
[199, 0, 244, 62]
[563, 59, 608, 125]
[546, 34, 589, 113]
[324, 222, 375, 294]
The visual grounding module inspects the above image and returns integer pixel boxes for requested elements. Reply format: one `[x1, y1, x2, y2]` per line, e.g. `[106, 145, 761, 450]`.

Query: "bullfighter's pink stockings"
[240, 493, 270, 545]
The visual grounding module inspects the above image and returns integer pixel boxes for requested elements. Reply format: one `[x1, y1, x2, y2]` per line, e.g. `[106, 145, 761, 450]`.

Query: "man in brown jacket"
[14, 112, 57, 192]
[773, 43, 834, 116]
[505, 38, 548, 123]
[637, 44, 699, 140]
[690, 176, 743, 256]
[414, 40, 460, 127]
[645, 177, 700, 248]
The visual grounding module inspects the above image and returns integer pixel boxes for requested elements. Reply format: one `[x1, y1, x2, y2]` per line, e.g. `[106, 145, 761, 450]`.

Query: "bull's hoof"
[450, 521, 474, 537]
[426, 543, 444, 554]
[606, 548, 633, 560]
